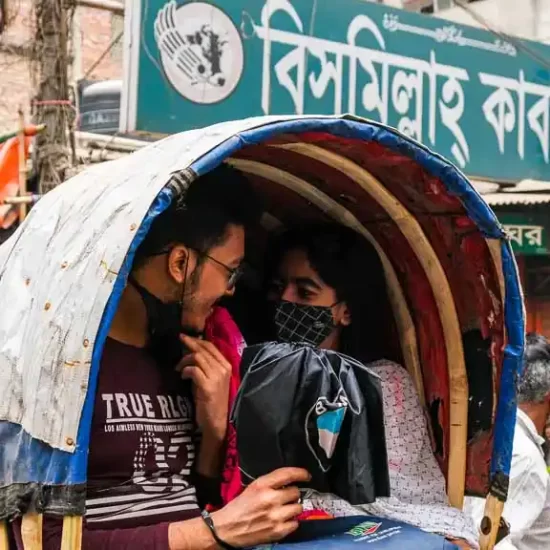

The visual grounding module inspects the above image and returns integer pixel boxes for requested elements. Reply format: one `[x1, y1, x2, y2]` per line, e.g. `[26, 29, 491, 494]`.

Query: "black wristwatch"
[201, 510, 238, 550]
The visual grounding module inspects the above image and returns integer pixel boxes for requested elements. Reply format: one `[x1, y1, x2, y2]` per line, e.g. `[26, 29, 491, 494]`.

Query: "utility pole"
[32, 0, 76, 193]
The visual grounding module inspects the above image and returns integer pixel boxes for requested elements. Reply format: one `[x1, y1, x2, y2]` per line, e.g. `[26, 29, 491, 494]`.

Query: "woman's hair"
[267, 223, 392, 362]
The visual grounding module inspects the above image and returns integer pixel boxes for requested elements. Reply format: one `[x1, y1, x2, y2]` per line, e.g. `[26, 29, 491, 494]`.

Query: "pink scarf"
[204, 306, 244, 505]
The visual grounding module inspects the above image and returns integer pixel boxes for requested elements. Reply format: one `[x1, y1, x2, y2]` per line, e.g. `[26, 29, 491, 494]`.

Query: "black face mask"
[129, 277, 193, 369]
[273, 300, 336, 347]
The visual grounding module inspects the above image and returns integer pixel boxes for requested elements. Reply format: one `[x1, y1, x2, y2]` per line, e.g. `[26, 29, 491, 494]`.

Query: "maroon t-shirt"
[37, 338, 204, 550]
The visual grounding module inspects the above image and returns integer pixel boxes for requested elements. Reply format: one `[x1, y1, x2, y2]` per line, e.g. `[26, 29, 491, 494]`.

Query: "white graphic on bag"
[305, 391, 348, 471]
[155, 1, 244, 104]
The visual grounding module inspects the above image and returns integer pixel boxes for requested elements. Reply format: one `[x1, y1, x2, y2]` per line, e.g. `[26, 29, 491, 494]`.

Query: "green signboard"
[122, 0, 550, 181]
[500, 214, 549, 256]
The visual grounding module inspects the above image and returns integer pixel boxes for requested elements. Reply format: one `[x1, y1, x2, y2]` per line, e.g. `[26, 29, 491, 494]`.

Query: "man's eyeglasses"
[149, 247, 245, 289]
[190, 249, 245, 289]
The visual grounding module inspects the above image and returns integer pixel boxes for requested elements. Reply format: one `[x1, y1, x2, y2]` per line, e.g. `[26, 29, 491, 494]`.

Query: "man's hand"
[211, 468, 310, 547]
[177, 335, 232, 443]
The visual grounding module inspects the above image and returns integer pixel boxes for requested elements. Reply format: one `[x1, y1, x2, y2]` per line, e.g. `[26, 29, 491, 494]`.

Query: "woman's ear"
[167, 245, 190, 284]
[339, 302, 352, 327]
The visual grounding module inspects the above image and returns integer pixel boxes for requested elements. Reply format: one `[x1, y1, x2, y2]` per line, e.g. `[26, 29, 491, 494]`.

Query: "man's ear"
[167, 245, 190, 284]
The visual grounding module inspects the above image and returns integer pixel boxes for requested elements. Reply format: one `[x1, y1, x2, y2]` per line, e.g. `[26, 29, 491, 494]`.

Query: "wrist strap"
[201, 510, 238, 550]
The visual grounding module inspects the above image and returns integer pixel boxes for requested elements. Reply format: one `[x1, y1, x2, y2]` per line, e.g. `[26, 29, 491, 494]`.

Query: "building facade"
[0, 0, 124, 133]
[367, 0, 550, 335]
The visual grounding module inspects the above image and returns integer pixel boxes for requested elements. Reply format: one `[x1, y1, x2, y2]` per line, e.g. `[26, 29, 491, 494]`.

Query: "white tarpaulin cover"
[0, 115, 302, 452]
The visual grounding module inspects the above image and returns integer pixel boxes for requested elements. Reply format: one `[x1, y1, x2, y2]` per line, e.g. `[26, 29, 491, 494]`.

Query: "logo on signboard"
[346, 520, 382, 537]
[154, 1, 244, 104]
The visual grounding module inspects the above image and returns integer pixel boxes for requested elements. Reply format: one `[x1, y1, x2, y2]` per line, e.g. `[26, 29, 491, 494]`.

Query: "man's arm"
[40, 516, 218, 550]
[38, 468, 309, 550]
[500, 454, 547, 545]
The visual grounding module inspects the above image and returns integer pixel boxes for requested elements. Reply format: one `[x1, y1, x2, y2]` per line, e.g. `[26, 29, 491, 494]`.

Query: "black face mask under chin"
[129, 277, 198, 369]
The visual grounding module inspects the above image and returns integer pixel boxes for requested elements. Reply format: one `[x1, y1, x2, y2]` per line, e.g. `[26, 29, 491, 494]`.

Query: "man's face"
[268, 248, 350, 329]
[180, 223, 245, 334]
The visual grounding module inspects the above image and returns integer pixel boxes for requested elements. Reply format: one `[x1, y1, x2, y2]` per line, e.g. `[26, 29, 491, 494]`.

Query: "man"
[464, 332, 550, 549]
[35, 164, 309, 550]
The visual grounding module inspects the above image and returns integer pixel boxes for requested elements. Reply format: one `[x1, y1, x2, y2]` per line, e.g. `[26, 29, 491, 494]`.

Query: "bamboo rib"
[21, 513, 42, 550]
[267, 143, 468, 508]
[0, 522, 9, 550]
[61, 516, 83, 550]
[486, 240, 506, 303]
[228, 158, 426, 407]
[486, 239, 507, 422]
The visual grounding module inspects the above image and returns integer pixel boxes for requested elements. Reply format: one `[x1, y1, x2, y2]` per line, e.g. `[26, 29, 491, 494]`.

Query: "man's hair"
[267, 223, 390, 362]
[134, 164, 261, 266]
[517, 332, 550, 404]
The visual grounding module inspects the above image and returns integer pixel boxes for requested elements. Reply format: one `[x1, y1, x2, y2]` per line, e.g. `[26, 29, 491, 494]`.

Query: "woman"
[264, 224, 478, 549]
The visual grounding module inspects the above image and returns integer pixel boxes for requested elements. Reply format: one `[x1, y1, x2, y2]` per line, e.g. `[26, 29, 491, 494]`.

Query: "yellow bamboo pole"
[61, 516, 83, 550]
[479, 495, 505, 550]
[0, 522, 9, 550]
[21, 513, 42, 550]
[18, 107, 28, 223]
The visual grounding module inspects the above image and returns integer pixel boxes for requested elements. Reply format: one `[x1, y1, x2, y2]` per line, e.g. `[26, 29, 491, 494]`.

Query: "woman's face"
[268, 248, 351, 349]
[268, 248, 338, 306]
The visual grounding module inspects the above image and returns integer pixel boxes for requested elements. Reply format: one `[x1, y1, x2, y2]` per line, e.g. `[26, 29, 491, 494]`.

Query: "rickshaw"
[0, 115, 524, 549]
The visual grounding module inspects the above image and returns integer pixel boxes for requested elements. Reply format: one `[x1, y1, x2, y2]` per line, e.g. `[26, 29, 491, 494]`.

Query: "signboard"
[122, 0, 550, 181]
[500, 214, 549, 256]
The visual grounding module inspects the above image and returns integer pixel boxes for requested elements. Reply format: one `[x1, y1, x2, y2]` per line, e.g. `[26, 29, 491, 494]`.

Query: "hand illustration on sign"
[155, 2, 205, 85]
[154, 1, 244, 104]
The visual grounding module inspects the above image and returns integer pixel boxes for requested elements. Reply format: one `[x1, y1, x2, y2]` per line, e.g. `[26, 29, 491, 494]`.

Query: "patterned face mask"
[274, 300, 336, 347]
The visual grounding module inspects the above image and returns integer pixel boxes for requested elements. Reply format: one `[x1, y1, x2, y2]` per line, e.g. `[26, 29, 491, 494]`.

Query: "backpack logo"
[305, 391, 348, 471]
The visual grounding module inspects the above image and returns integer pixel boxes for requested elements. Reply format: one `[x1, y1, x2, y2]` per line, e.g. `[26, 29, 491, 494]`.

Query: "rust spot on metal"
[61, 261, 68, 269]
[83, 339, 90, 348]
[44, 302, 51, 311]
[66, 437, 75, 447]
[64, 360, 81, 367]
[130, 223, 137, 231]
[25, 278, 31, 286]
